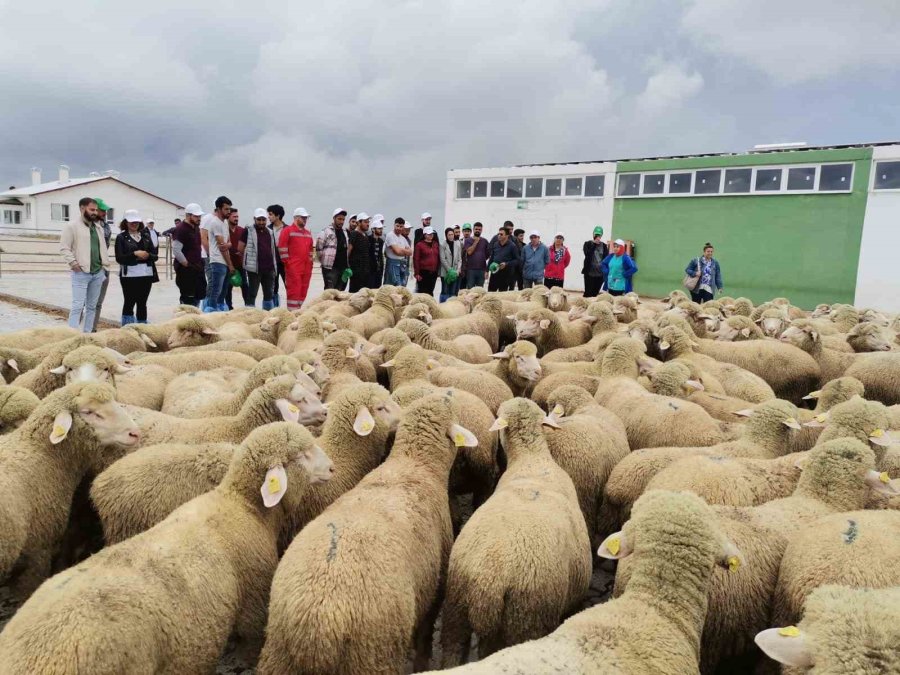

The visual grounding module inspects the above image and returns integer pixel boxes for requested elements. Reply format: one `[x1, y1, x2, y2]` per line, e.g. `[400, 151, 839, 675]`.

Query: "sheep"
[593, 339, 726, 449]
[291, 348, 331, 389]
[843, 352, 900, 405]
[664, 301, 714, 337]
[318, 288, 372, 317]
[426, 361, 514, 415]
[395, 317, 494, 364]
[347, 286, 402, 338]
[514, 307, 592, 355]
[126, 349, 258, 374]
[274, 312, 328, 353]
[401, 301, 434, 324]
[714, 315, 763, 342]
[13, 344, 128, 398]
[257, 391, 475, 675]
[616, 437, 891, 673]
[126, 374, 327, 446]
[92, 383, 400, 546]
[0, 346, 45, 383]
[411, 292, 470, 319]
[439, 398, 591, 666]
[694, 333, 820, 404]
[540, 301, 618, 362]
[318, 329, 372, 401]
[756, 307, 789, 338]
[472, 340, 542, 396]
[431, 297, 503, 352]
[729, 296, 754, 316]
[0, 385, 40, 434]
[779, 319, 861, 384]
[546, 286, 568, 312]
[808, 396, 894, 452]
[110, 363, 177, 410]
[757, 585, 900, 672]
[0, 382, 140, 599]
[0, 325, 81, 351]
[434, 490, 740, 675]
[846, 320, 894, 352]
[542, 385, 630, 545]
[168, 337, 282, 361]
[0, 422, 334, 672]
[165, 314, 223, 349]
[9, 336, 96, 393]
[121, 322, 174, 351]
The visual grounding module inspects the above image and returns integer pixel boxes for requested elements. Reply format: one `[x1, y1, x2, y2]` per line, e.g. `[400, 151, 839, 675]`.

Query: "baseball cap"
[124, 209, 142, 223]
[357, 212, 370, 220]
[146, 217, 155, 224]
[421, 212, 432, 220]
[293, 207, 309, 218]
[94, 198, 109, 211]
[554, 233, 565, 240]
[614, 238, 626, 246]
[184, 203, 204, 216]
[423, 226, 435, 235]
[462, 223, 472, 231]
[333, 208, 347, 217]
[253, 208, 267, 219]
[593, 226, 604, 237]
[373, 213, 384, 222]
[372, 221, 384, 229]
[529, 230, 541, 238]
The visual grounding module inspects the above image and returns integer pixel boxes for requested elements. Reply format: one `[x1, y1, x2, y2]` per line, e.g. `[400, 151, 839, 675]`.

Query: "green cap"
[593, 226, 604, 237]
[95, 198, 110, 211]
[462, 222, 472, 230]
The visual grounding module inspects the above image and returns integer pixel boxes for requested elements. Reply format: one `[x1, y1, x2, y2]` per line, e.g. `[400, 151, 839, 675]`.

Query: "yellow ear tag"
[815, 414, 827, 423]
[453, 431, 465, 447]
[52, 424, 66, 437]
[607, 537, 620, 556]
[778, 626, 801, 638]
[552, 404, 564, 416]
[267, 475, 282, 495]
[727, 555, 740, 572]
[879, 471, 891, 484]
[361, 420, 373, 432]
[288, 403, 299, 414]
[871, 428, 885, 438]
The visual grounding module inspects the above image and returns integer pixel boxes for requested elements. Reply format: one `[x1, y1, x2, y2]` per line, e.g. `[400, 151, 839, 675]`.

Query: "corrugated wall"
[610, 148, 872, 308]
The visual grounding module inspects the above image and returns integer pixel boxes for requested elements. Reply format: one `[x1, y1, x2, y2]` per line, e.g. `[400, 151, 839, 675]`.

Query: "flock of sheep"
[0, 283, 898, 674]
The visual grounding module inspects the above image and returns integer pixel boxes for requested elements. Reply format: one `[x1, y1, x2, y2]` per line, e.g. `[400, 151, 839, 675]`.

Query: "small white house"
[0, 166, 183, 235]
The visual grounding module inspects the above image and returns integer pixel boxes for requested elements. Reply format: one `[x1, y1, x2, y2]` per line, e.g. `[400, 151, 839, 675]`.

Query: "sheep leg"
[439, 588, 472, 667]
[412, 597, 441, 672]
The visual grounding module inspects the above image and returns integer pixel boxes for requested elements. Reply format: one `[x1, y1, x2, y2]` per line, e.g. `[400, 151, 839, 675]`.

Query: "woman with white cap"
[114, 210, 158, 324]
[544, 233, 571, 288]
[413, 226, 441, 296]
[600, 238, 638, 296]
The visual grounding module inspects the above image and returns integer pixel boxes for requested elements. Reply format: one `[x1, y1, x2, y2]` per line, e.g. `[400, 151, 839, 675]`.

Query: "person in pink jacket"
[543, 233, 571, 288]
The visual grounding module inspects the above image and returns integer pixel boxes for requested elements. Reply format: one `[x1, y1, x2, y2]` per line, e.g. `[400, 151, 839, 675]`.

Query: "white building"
[445, 162, 616, 290]
[0, 166, 183, 235]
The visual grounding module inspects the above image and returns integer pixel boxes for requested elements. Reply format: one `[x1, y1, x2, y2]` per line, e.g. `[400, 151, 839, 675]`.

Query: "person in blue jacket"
[601, 238, 637, 296]
[684, 242, 723, 303]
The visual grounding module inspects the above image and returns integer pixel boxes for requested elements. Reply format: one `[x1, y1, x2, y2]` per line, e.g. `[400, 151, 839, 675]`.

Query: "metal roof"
[0, 176, 183, 208]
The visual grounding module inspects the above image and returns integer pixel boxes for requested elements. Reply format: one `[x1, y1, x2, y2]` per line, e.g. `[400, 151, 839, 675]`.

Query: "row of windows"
[2, 209, 22, 224]
[51, 203, 71, 221]
[616, 163, 855, 198]
[456, 175, 606, 200]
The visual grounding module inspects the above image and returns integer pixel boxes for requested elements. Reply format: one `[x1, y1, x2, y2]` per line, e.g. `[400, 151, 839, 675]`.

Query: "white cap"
[253, 208, 267, 219]
[373, 213, 384, 222]
[423, 226, 435, 235]
[554, 232, 565, 239]
[124, 209, 142, 223]
[614, 238, 626, 246]
[293, 207, 309, 218]
[372, 220, 384, 229]
[421, 212, 432, 220]
[146, 217, 155, 224]
[529, 229, 541, 238]
[357, 212, 370, 220]
[184, 203, 204, 216]
[333, 208, 347, 217]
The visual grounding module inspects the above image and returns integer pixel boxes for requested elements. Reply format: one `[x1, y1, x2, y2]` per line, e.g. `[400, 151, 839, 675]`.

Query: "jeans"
[68, 270, 106, 332]
[204, 262, 228, 311]
[120, 276, 153, 321]
[439, 277, 460, 302]
[383, 258, 407, 287]
[87, 270, 110, 332]
[465, 269, 485, 289]
[523, 278, 543, 289]
[246, 270, 277, 306]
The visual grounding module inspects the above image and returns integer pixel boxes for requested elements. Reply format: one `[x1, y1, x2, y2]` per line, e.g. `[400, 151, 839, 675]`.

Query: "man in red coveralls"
[278, 207, 314, 309]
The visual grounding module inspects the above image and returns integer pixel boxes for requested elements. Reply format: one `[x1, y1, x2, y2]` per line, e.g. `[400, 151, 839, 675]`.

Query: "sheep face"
[848, 324, 892, 352]
[66, 386, 141, 448]
[780, 324, 817, 351]
[167, 324, 218, 349]
[367, 395, 403, 434]
[547, 290, 567, 312]
[759, 315, 786, 338]
[280, 383, 328, 426]
[513, 313, 550, 340]
[810, 303, 831, 319]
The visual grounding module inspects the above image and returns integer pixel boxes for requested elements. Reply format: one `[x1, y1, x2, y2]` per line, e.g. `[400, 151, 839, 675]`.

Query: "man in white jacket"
[59, 197, 109, 331]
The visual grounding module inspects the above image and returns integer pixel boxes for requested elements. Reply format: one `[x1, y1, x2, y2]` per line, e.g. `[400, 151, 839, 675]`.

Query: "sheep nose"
[128, 429, 141, 441]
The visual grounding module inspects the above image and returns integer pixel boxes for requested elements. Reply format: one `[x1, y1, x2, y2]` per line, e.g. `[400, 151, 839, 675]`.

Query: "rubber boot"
[137, 319, 148, 324]
[262, 300, 274, 311]
[121, 315, 135, 325]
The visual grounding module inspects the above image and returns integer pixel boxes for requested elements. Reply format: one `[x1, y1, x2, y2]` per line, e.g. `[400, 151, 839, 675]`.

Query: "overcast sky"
[2, 0, 898, 229]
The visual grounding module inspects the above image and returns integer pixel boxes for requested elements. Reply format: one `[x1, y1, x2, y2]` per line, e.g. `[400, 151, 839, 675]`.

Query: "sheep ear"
[7, 358, 19, 373]
[492, 352, 510, 360]
[49, 410, 73, 445]
[684, 379, 705, 392]
[275, 399, 300, 423]
[139, 334, 157, 348]
[542, 415, 562, 429]
[734, 409, 755, 418]
[201, 328, 219, 336]
[782, 417, 802, 430]
[366, 345, 387, 358]
[260, 464, 288, 508]
[380, 359, 395, 369]
[740, 328, 750, 338]
[637, 359, 656, 377]
[804, 412, 829, 428]
[754, 627, 813, 668]
[49, 365, 68, 375]
[426, 358, 441, 370]
[449, 423, 478, 447]
[580, 315, 598, 325]
[868, 428, 894, 447]
[794, 454, 811, 470]
[301, 363, 315, 374]
[344, 347, 360, 359]
[550, 404, 565, 419]
[538, 319, 552, 330]
[658, 340, 671, 351]
[353, 407, 376, 436]
[506, 315, 517, 321]
[597, 531, 631, 560]
[717, 540, 743, 572]
[489, 417, 508, 432]
[114, 363, 132, 374]
[802, 389, 822, 400]
[865, 470, 900, 496]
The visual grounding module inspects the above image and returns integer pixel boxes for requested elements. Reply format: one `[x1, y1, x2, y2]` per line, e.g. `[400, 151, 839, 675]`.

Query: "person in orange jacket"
[278, 207, 315, 310]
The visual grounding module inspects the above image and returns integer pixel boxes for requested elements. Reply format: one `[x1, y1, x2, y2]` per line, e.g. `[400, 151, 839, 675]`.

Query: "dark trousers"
[225, 269, 251, 308]
[583, 275, 604, 297]
[175, 264, 206, 307]
[691, 288, 714, 304]
[369, 268, 383, 289]
[488, 266, 515, 292]
[515, 269, 525, 291]
[348, 269, 370, 293]
[609, 289, 625, 296]
[544, 277, 564, 289]
[246, 270, 277, 305]
[323, 266, 347, 291]
[121, 276, 153, 321]
[417, 270, 438, 296]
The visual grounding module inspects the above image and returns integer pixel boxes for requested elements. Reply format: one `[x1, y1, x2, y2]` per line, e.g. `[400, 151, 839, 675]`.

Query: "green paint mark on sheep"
[842, 519, 858, 544]
[326, 522, 340, 562]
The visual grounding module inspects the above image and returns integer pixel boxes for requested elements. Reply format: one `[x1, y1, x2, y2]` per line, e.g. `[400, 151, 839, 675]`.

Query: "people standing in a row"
[685, 242, 723, 304]
[316, 208, 349, 291]
[279, 208, 315, 310]
[238, 208, 278, 309]
[114, 210, 158, 324]
[413, 227, 440, 295]
[439, 226, 462, 301]
[60, 197, 109, 332]
[545, 234, 570, 288]
[521, 230, 549, 288]
[582, 226, 609, 297]
[486, 226, 520, 292]
[601, 238, 638, 297]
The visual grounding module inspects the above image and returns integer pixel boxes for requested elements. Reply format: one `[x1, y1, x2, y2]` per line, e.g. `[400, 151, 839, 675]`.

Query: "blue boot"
[262, 300, 274, 311]
[137, 319, 148, 324]
[218, 304, 229, 312]
[202, 304, 216, 313]
[121, 315, 135, 325]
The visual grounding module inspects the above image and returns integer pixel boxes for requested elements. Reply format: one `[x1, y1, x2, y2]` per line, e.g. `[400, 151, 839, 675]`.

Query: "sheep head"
[54, 346, 129, 386]
[401, 303, 433, 325]
[547, 288, 568, 312]
[513, 309, 555, 340]
[647, 361, 703, 398]
[847, 322, 892, 352]
[328, 383, 401, 440]
[40, 381, 140, 450]
[546, 385, 594, 419]
[797, 438, 897, 509]
[393, 391, 478, 466]
[492, 341, 541, 382]
[779, 321, 820, 352]
[756, 308, 788, 338]
[600, 337, 650, 378]
[250, 374, 328, 427]
[167, 315, 219, 349]
[491, 397, 557, 451]
[812, 397, 894, 452]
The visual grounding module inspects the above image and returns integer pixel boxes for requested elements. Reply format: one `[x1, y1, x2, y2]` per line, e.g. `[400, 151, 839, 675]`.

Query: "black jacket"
[582, 240, 609, 275]
[115, 229, 159, 281]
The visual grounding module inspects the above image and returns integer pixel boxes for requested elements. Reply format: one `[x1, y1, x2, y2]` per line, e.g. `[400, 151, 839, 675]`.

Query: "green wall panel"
[611, 153, 871, 309]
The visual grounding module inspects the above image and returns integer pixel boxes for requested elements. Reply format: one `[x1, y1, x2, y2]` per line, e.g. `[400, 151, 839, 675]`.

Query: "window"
[490, 180, 505, 197]
[507, 179, 523, 198]
[525, 178, 543, 198]
[472, 181, 487, 198]
[25, 203, 31, 220]
[545, 178, 562, 197]
[873, 161, 900, 190]
[669, 173, 692, 193]
[819, 163, 854, 191]
[584, 175, 605, 197]
[723, 168, 752, 193]
[694, 169, 721, 194]
[617, 174, 640, 196]
[456, 181, 471, 199]
[787, 167, 816, 190]
[755, 168, 782, 191]
[642, 174, 665, 195]
[2, 210, 12, 224]
[51, 203, 70, 221]
[565, 177, 583, 196]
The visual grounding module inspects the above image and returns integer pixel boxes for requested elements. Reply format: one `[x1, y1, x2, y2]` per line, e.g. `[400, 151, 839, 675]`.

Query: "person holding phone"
[463, 221, 489, 288]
